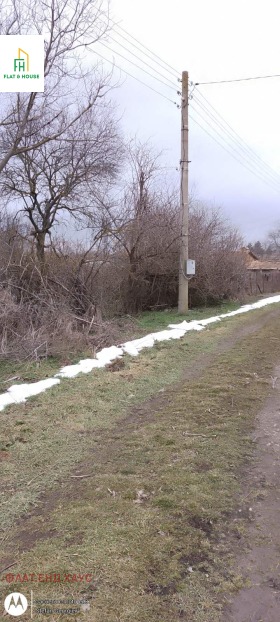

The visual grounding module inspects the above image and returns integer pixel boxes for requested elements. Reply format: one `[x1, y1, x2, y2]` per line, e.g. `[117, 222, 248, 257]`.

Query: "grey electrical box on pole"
[178, 71, 189, 314]
[186, 259, 195, 276]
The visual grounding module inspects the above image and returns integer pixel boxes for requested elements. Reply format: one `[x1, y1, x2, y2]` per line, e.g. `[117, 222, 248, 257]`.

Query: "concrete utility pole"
[178, 70, 189, 314]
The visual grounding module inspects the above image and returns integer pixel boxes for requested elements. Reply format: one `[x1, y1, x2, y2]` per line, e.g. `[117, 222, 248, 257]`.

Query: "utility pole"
[178, 70, 189, 314]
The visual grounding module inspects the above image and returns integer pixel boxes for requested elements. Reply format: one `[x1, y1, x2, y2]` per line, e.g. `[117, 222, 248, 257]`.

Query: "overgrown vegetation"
[0, 182, 246, 362]
[0, 3, 247, 363]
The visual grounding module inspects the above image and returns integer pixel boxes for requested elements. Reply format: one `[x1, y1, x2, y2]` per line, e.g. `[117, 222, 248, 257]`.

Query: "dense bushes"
[0, 199, 247, 361]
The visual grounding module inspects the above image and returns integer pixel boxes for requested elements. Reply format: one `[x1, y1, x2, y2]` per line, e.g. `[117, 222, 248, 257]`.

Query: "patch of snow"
[168, 319, 206, 331]
[57, 346, 124, 378]
[0, 378, 60, 412]
[96, 345, 123, 363]
[122, 334, 155, 356]
[0, 392, 16, 411]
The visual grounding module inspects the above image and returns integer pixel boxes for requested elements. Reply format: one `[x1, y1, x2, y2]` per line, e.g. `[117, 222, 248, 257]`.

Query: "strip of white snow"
[57, 346, 124, 378]
[1, 294, 280, 412]
[122, 334, 155, 357]
[0, 378, 60, 412]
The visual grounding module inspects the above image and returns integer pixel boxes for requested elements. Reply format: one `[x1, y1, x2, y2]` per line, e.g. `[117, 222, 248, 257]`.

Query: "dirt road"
[222, 364, 280, 622]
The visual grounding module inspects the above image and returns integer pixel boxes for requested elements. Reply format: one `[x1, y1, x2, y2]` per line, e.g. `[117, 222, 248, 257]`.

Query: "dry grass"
[1, 305, 280, 621]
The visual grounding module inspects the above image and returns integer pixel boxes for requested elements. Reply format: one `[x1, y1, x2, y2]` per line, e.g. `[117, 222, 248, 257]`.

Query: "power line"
[98, 41, 179, 93]
[190, 103, 280, 192]
[193, 87, 280, 184]
[105, 23, 180, 83]
[95, 44, 280, 192]
[105, 33, 179, 89]
[191, 91, 280, 187]
[189, 111, 280, 194]
[91, 49, 179, 106]
[92, 25, 280, 193]
[196, 73, 280, 85]
[189, 111, 280, 193]
[108, 20, 180, 79]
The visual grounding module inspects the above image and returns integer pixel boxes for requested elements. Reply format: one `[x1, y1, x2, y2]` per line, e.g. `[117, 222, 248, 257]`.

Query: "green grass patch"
[0, 355, 63, 385]
[136, 301, 241, 332]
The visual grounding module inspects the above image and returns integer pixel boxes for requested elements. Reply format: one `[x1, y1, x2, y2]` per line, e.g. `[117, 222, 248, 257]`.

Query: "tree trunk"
[36, 231, 46, 268]
[126, 251, 140, 313]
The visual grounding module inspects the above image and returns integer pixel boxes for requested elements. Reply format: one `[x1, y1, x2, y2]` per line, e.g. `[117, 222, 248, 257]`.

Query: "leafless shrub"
[0, 239, 138, 361]
[101, 140, 246, 313]
[188, 202, 247, 305]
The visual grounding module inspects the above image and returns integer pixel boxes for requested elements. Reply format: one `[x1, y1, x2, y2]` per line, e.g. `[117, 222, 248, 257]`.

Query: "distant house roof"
[241, 247, 280, 271]
[241, 247, 259, 261]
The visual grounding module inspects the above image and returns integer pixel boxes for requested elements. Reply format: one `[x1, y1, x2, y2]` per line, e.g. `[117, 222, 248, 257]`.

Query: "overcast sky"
[93, 0, 280, 243]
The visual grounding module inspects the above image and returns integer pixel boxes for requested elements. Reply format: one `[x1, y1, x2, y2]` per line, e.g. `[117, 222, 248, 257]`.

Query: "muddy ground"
[222, 364, 280, 622]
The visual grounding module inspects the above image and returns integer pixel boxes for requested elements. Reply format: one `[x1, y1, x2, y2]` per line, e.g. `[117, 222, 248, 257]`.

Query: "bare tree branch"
[0, 0, 114, 173]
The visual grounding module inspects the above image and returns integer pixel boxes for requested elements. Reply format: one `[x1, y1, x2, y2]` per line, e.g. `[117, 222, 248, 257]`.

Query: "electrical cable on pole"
[91, 49, 179, 105]
[189, 112, 280, 194]
[192, 89, 280, 186]
[108, 20, 180, 78]
[196, 73, 280, 85]
[98, 41, 179, 93]
[105, 34, 179, 89]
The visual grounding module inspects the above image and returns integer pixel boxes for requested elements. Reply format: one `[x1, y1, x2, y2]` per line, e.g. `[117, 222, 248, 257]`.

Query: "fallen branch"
[183, 432, 217, 438]
[72, 315, 100, 326]
[0, 562, 17, 574]
[70, 474, 94, 479]
[1, 376, 21, 384]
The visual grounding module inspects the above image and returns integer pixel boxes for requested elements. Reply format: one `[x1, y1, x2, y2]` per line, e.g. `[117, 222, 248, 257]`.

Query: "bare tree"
[107, 140, 180, 311]
[0, 0, 113, 174]
[107, 179, 246, 312]
[266, 224, 280, 255]
[1, 103, 122, 263]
